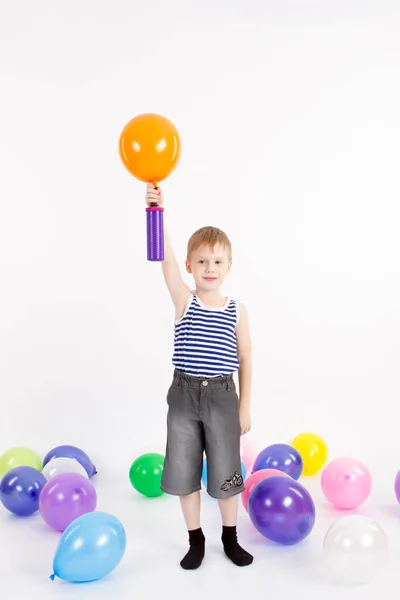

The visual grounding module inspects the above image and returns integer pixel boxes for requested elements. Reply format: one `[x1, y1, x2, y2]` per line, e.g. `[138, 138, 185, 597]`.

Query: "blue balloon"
[51, 512, 126, 583]
[0, 466, 46, 516]
[252, 444, 303, 479]
[248, 476, 315, 545]
[201, 459, 247, 488]
[43, 445, 96, 478]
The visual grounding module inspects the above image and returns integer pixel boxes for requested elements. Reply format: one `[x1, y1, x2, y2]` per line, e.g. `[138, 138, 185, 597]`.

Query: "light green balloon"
[0, 447, 42, 478]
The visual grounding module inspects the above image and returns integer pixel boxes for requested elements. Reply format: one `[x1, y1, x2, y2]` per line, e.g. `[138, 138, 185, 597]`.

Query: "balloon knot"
[49, 574, 55, 581]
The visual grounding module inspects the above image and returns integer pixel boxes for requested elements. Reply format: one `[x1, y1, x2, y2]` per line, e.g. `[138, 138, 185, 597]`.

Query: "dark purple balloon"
[0, 466, 47, 516]
[43, 446, 96, 478]
[252, 443, 303, 479]
[248, 476, 316, 545]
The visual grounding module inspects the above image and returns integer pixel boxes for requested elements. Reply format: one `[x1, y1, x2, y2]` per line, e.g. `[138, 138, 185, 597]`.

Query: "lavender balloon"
[248, 476, 315, 545]
[39, 472, 97, 532]
[43, 445, 96, 478]
[0, 466, 46, 516]
[146, 205, 164, 261]
[252, 443, 303, 479]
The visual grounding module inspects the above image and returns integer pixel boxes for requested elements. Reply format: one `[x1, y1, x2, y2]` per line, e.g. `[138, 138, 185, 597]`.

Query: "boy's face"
[186, 244, 232, 291]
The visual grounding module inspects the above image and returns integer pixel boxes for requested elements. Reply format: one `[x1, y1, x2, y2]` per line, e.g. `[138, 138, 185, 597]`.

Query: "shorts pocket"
[166, 378, 183, 405]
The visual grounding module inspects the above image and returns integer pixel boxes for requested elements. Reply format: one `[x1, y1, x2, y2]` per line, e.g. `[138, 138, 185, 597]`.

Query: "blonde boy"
[146, 184, 253, 569]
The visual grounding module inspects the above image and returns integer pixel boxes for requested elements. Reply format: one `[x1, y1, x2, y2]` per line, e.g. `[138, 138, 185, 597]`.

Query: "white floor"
[1, 465, 399, 600]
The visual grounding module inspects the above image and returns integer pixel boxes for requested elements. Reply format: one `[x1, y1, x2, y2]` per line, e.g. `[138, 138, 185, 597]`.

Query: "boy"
[145, 184, 253, 569]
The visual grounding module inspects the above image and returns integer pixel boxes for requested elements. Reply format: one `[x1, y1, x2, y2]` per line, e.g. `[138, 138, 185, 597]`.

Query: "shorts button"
[202, 380, 208, 386]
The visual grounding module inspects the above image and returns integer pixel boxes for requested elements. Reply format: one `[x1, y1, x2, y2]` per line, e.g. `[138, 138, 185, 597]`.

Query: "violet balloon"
[39, 472, 97, 532]
[0, 466, 46, 516]
[248, 476, 316, 545]
[395, 471, 400, 504]
[252, 443, 303, 479]
[43, 445, 96, 478]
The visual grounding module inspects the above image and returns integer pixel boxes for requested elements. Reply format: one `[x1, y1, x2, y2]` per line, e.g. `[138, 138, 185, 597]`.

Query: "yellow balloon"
[291, 433, 328, 476]
[0, 447, 42, 478]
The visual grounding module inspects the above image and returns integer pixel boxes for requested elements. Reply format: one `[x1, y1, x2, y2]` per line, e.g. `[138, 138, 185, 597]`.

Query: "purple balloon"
[248, 476, 315, 545]
[43, 445, 96, 478]
[0, 466, 47, 516]
[395, 471, 400, 503]
[39, 472, 97, 532]
[252, 443, 303, 479]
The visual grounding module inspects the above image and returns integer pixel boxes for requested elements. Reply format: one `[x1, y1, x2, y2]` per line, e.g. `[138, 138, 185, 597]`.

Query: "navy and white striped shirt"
[172, 293, 240, 378]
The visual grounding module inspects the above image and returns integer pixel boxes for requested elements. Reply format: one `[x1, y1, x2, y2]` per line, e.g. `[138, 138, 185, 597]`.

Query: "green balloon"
[129, 453, 165, 497]
[0, 447, 42, 478]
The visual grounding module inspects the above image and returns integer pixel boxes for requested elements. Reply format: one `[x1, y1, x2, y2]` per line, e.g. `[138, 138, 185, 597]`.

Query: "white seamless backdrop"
[0, 0, 399, 500]
[1, 3, 400, 599]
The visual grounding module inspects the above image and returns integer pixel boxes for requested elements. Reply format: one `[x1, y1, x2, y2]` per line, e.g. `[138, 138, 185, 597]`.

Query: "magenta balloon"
[395, 471, 400, 503]
[39, 472, 97, 532]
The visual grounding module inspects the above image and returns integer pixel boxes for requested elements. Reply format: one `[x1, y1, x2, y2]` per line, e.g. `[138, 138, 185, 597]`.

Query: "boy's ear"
[185, 260, 192, 274]
[227, 259, 232, 273]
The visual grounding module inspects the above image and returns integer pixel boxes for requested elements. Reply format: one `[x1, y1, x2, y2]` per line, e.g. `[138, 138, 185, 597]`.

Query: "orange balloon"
[119, 113, 181, 184]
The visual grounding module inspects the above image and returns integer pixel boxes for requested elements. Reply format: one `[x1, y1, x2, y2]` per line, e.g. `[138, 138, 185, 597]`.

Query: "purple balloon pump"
[146, 204, 164, 261]
[146, 185, 164, 261]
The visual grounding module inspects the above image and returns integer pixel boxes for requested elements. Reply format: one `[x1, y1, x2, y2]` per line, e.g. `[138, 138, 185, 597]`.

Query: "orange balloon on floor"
[119, 113, 181, 184]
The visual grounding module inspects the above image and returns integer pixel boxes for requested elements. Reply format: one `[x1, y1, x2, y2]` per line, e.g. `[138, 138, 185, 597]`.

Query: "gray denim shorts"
[160, 369, 244, 499]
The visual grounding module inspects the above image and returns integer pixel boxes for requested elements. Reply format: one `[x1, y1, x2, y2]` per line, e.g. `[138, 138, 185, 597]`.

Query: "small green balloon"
[0, 447, 42, 478]
[129, 453, 165, 497]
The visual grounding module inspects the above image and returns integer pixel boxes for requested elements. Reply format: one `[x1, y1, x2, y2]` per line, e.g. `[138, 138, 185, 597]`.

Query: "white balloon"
[323, 515, 389, 584]
[42, 457, 89, 480]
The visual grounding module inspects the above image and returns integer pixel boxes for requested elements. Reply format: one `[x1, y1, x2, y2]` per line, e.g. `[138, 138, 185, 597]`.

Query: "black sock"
[222, 525, 253, 566]
[180, 528, 205, 570]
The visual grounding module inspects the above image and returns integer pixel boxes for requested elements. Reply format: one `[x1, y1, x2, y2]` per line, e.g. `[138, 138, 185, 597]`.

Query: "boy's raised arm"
[145, 184, 191, 317]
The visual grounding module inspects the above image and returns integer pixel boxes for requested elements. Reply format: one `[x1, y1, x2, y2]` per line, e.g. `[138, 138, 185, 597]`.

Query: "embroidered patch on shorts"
[220, 471, 243, 492]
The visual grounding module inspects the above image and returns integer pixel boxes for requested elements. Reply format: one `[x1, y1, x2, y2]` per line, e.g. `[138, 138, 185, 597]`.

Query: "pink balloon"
[240, 436, 256, 474]
[39, 472, 97, 531]
[321, 457, 372, 510]
[241, 468, 290, 513]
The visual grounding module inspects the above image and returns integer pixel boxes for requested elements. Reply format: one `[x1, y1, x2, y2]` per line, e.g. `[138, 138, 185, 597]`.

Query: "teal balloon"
[51, 512, 126, 583]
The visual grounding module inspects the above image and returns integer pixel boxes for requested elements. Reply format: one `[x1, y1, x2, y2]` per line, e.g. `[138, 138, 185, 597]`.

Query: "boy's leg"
[160, 372, 205, 569]
[204, 375, 253, 566]
[179, 491, 205, 570]
[180, 491, 201, 530]
[217, 494, 238, 527]
[218, 496, 253, 566]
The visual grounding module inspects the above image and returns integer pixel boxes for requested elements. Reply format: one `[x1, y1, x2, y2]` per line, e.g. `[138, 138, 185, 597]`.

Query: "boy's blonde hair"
[187, 226, 232, 260]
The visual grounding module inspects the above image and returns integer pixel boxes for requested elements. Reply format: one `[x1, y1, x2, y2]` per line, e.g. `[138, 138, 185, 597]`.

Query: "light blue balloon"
[201, 459, 247, 488]
[51, 512, 126, 583]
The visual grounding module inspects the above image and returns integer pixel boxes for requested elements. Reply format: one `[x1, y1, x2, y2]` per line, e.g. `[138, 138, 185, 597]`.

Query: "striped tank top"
[172, 293, 240, 378]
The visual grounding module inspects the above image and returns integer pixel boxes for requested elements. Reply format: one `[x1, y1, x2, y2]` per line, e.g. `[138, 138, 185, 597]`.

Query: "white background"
[0, 1, 399, 598]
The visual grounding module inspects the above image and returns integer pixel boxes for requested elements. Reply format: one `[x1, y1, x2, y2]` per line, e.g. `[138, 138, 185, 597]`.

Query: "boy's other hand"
[239, 405, 251, 436]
